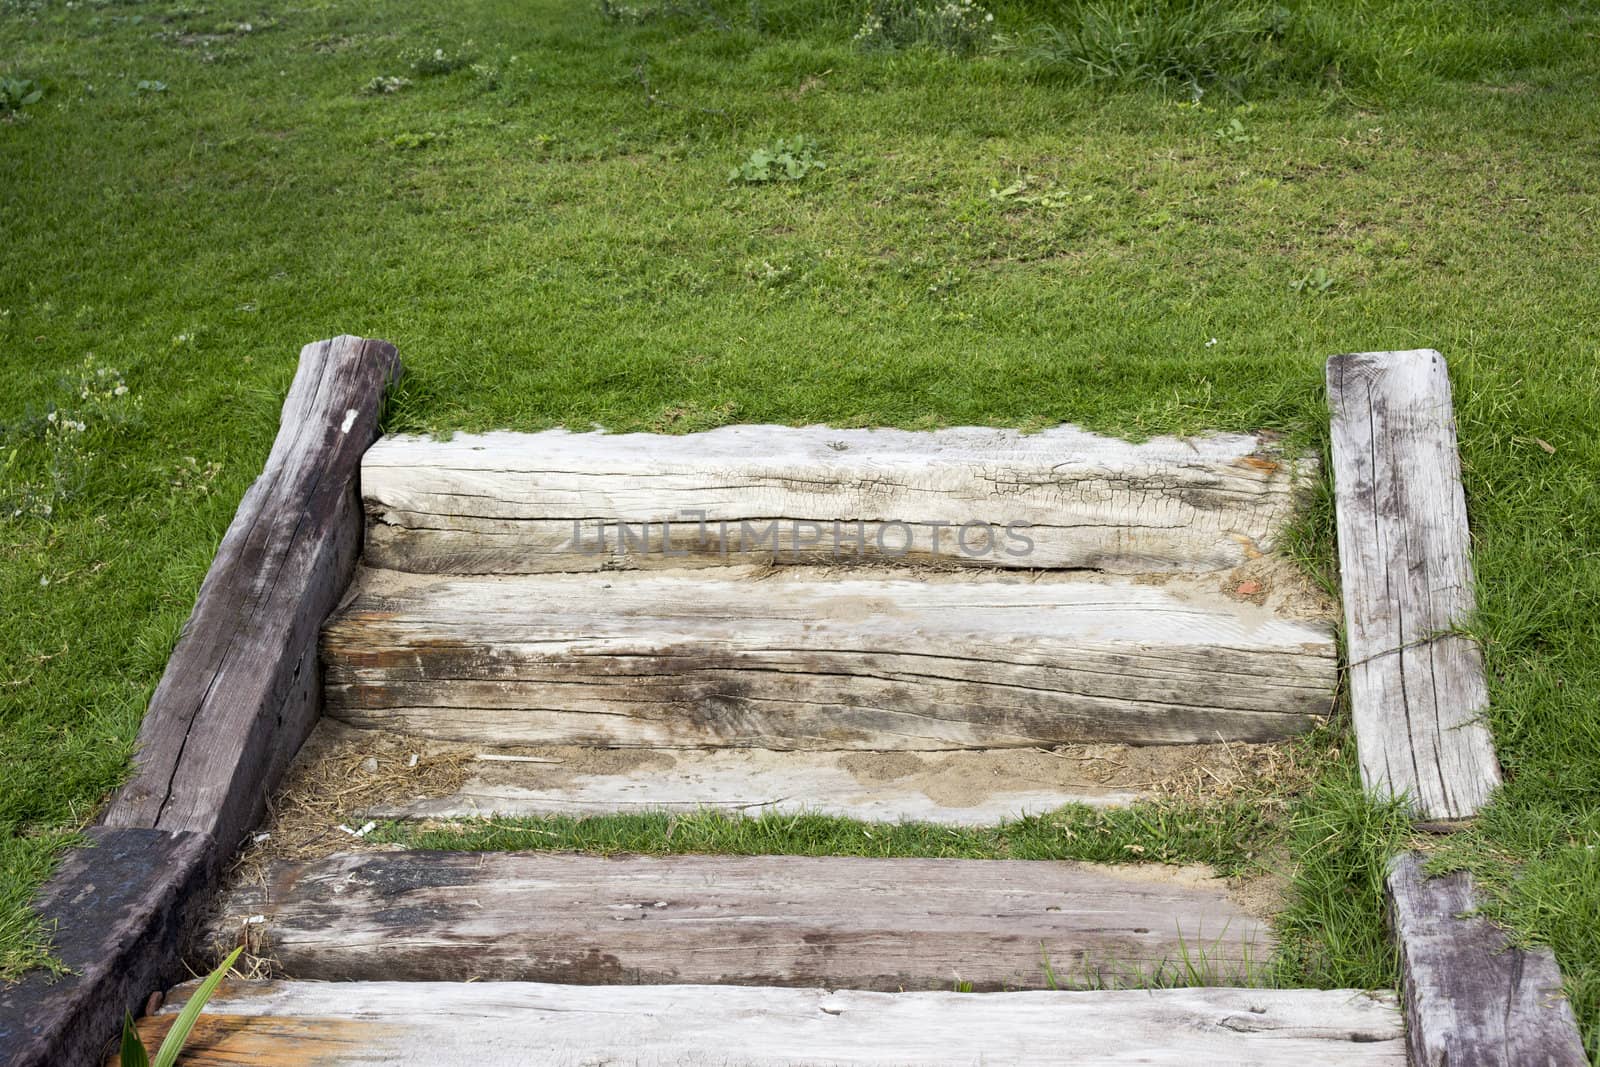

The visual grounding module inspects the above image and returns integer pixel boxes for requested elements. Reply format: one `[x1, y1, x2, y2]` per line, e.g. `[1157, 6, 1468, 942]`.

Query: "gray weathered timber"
[1387, 853, 1588, 1067]
[1327, 349, 1501, 820]
[362, 425, 1309, 574]
[0, 828, 209, 1067]
[132, 981, 1407, 1066]
[103, 336, 401, 854]
[209, 851, 1272, 989]
[322, 568, 1335, 749]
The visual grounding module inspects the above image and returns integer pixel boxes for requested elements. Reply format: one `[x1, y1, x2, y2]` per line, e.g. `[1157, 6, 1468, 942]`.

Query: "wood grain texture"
[1387, 852, 1588, 1067]
[362, 425, 1308, 574]
[322, 568, 1336, 748]
[1327, 349, 1501, 820]
[103, 336, 401, 853]
[209, 851, 1272, 989]
[124, 981, 1406, 1066]
[362, 746, 1145, 825]
[0, 828, 210, 1067]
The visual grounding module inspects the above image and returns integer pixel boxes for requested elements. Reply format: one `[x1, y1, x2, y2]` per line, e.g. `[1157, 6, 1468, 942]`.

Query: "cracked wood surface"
[123, 981, 1407, 1066]
[1327, 349, 1500, 820]
[321, 568, 1336, 748]
[209, 851, 1271, 989]
[102, 336, 400, 853]
[361, 425, 1308, 574]
[1387, 853, 1587, 1066]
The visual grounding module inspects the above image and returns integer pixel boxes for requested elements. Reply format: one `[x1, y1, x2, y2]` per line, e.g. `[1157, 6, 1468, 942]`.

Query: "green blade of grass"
[119, 1011, 150, 1067]
[152, 945, 242, 1067]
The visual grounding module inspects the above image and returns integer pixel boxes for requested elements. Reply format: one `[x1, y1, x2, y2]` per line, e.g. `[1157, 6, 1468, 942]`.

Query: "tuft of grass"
[995, 0, 1600, 96]
[1044, 934, 1270, 990]
[1270, 759, 1413, 990]
[1006, 0, 1287, 95]
[0, 830, 79, 980]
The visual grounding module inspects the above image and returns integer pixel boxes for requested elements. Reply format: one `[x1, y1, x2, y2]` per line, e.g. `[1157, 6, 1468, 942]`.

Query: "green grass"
[2, 0, 1598, 1048]
[372, 800, 1272, 871]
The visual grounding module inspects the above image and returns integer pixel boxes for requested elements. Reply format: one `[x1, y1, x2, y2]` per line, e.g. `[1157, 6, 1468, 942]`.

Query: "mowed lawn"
[3, 0, 1599, 1047]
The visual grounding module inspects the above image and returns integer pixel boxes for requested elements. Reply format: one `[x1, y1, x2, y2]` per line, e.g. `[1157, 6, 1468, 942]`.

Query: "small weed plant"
[729, 136, 826, 183]
[1213, 115, 1257, 144]
[2, 357, 138, 523]
[361, 75, 411, 95]
[1009, 0, 1286, 93]
[0, 76, 42, 114]
[1290, 266, 1335, 295]
[402, 44, 477, 76]
[989, 176, 1089, 209]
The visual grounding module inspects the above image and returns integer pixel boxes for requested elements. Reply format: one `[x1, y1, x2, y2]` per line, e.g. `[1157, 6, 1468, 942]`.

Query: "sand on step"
[365, 745, 1146, 823]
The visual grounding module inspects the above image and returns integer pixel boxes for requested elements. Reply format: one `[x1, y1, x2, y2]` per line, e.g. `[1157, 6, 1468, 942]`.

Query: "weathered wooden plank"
[1387, 852, 1588, 1067]
[209, 851, 1272, 989]
[0, 828, 210, 1067]
[322, 568, 1336, 748]
[103, 336, 401, 854]
[124, 981, 1407, 1066]
[364, 746, 1146, 824]
[1327, 349, 1501, 820]
[362, 425, 1309, 574]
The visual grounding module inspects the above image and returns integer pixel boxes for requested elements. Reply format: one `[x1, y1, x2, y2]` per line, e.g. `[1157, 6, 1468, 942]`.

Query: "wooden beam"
[1331, 355, 1587, 1066]
[1326, 349, 1501, 820]
[209, 851, 1273, 989]
[323, 569, 1336, 749]
[0, 828, 209, 1067]
[103, 335, 401, 855]
[0, 339, 398, 1067]
[1387, 853, 1587, 1066]
[361, 425, 1308, 574]
[125, 981, 1407, 1066]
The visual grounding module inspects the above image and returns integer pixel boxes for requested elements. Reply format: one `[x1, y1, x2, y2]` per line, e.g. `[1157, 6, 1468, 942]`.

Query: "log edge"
[0, 337, 399, 1067]
[1328, 350, 1586, 1065]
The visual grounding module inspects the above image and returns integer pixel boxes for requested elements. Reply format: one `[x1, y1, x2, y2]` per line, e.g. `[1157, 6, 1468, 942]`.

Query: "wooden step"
[362, 425, 1307, 574]
[210, 851, 1271, 989]
[364, 745, 1153, 824]
[323, 568, 1335, 748]
[128, 981, 1406, 1066]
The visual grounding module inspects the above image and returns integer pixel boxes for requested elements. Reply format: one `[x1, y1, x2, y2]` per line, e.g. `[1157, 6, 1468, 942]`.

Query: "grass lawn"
[3, 0, 1598, 1047]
